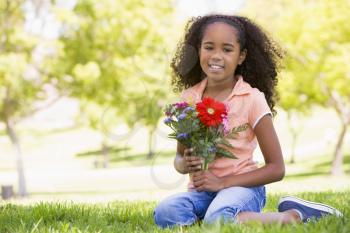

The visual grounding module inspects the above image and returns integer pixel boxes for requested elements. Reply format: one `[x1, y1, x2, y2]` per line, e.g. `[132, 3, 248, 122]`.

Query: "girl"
[154, 14, 342, 228]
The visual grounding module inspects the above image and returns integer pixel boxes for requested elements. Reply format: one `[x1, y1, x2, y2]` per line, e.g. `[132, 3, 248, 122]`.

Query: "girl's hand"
[192, 170, 224, 192]
[183, 148, 203, 173]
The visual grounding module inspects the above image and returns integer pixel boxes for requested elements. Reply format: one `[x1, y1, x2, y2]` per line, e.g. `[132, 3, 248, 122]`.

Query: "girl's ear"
[238, 49, 247, 65]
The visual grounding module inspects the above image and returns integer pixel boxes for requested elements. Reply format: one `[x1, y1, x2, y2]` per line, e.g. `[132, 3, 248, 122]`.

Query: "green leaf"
[216, 148, 237, 159]
[226, 123, 249, 139]
[217, 138, 234, 149]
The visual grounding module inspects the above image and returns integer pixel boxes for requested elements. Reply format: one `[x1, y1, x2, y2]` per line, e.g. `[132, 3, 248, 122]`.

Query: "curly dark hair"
[170, 14, 284, 115]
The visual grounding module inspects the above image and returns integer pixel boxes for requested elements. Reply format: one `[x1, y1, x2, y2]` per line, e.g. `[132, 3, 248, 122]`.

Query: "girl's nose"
[211, 50, 223, 60]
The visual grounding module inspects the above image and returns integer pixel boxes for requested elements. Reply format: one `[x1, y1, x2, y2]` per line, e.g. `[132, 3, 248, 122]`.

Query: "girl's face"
[199, 22, 246, 83]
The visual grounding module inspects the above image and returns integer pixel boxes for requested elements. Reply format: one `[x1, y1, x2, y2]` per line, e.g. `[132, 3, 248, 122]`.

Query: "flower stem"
[203, 127, 209, 170]
[203, 160, 208, 170]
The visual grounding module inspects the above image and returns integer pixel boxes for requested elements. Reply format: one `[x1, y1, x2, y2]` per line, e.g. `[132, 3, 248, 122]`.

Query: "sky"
[175, 0, 245, 20]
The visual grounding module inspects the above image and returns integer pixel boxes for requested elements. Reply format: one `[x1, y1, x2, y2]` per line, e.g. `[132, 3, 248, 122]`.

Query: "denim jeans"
[154, 186, 266, 228]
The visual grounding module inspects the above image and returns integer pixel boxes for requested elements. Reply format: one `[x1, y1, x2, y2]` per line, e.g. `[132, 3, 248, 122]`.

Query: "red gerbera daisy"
[196, 97, 227, 127]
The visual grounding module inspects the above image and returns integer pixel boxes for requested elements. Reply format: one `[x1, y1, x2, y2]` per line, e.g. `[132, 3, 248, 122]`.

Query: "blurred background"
[0, 0, 349, 203]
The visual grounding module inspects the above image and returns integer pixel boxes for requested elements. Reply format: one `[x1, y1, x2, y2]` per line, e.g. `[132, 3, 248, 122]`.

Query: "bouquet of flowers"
[164, 97, 238, 170]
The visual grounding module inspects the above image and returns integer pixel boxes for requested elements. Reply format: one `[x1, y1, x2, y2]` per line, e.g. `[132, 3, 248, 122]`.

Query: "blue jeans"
[154, 186, 266, 228]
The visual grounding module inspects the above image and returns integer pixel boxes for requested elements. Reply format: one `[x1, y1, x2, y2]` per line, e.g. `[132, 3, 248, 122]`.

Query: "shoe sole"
[278, 196, 343, 217]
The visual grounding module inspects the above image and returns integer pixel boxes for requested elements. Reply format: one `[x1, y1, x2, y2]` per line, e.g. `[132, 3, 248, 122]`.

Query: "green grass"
[1, 191, 349, 233]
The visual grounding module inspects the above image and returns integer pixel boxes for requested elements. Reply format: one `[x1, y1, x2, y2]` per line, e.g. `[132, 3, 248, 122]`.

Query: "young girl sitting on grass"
[154, 14, 343, 228]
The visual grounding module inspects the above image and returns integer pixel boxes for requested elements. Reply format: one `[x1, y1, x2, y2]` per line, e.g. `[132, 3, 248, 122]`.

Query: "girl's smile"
[208, 63, 224, 72]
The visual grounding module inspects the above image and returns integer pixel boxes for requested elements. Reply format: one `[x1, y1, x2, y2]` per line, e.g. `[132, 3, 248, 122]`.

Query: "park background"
[0, 0, 349, 232]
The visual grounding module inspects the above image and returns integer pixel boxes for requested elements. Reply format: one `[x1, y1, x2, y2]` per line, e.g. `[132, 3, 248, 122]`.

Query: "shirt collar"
[196, 75, 251, 101]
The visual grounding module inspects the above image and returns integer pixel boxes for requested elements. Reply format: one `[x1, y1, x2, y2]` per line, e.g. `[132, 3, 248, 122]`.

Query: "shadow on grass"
[285, 171, 328, 179]
[109, 150, 175, 163]
[285, 154, 350, 179]
[75, 146, 175, 167]
[313, 155, 350, 169]
[76, 146, 131, 157]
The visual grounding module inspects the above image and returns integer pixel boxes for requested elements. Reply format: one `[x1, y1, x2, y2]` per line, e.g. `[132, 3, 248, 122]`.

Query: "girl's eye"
[224, 48, 233, 52]
[204, 47, 213, 50]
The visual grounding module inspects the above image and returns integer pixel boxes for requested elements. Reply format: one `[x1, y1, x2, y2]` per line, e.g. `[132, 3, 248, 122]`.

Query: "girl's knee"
[154, 198, 197, 228]
[154, 201, 174, 227]
[203, 206, 239, 224]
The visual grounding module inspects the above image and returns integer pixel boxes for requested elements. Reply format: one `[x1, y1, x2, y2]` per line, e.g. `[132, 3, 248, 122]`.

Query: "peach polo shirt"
[180, 75, 272, 187]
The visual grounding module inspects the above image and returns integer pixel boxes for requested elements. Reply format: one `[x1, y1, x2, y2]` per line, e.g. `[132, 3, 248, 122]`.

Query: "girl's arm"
[174, 142, 203, 174]
[193, 114, 285, 191]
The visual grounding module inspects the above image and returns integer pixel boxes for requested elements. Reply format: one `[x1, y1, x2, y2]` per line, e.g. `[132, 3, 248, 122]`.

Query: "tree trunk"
[331, 124, 347, 176]
[328, 91, 349, 176]
[290, 130, 298, 164]
[5, 119, 27, 197]
[147, 128, 156, 159]
[101, 141, 109, 168]
[287, 112, 299, 164]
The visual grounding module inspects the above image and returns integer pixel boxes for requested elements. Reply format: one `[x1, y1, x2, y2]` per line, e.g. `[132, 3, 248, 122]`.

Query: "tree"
[0, 0, 63, 196]
[128, 90, 168, 159]
[245, 0, 350, 174]
[275, 7, 323, 163]
[57, 0, 176, 160]
[243, 0, 319, 164]
[277, 0, 350, 175]
[277, 71, 310, 164]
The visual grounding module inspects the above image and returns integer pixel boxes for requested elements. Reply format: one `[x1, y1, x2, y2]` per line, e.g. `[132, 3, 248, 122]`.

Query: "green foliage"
[245, 0, 350, 112]
[0, 0, 59, 122]
[276, 0, 350, 109]
[58, 0, 176, 131]
[124, 90, 167, 130]
[0, 191, 349, 232]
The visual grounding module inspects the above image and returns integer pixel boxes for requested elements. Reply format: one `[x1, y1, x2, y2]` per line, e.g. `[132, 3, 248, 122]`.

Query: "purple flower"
[208, 146, 217, 154]
[178, 113, 187, 120]
[164, 117, 173, 124]
[183, 106, 195, 113]
[176, 133, 188, 139]
[174, 102, 188, 109]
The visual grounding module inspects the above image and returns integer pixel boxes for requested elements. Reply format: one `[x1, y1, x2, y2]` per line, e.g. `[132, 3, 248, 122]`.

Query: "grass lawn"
[0, 191, 349, 233]
[1, 106, 349, 231]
